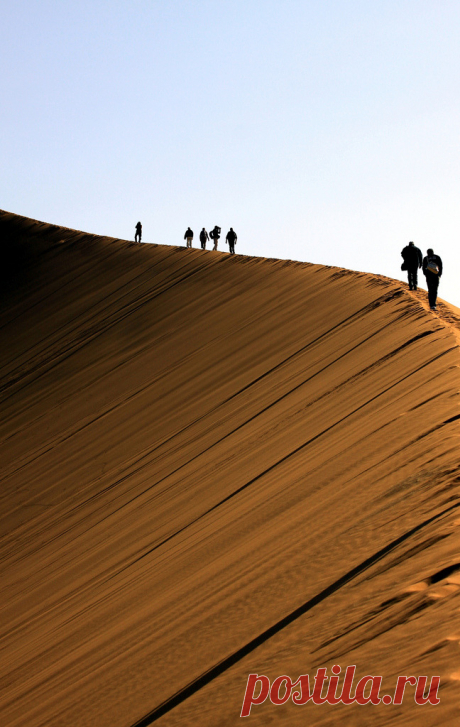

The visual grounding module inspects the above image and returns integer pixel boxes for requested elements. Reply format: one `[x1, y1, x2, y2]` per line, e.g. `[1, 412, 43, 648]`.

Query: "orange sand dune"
[1, 210, 459, 726]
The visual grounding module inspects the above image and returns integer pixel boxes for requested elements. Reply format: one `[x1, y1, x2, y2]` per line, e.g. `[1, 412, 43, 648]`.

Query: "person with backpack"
[199, 228, 209, 250]
[184, 227, 194, 248]
[209, 226, 221, 251]
[226, 228, 237, 254]
[422, 248, 443, 310]
[401, 241, 422, 290]
[135, 221, 142, 243]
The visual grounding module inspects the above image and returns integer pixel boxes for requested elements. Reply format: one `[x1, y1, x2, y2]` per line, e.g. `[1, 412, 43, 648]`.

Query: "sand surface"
[1, 210, 460, 726]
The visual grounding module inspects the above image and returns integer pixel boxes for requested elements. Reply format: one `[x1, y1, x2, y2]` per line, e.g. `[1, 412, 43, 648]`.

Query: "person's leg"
[407, 270, 413, 289]
[213, 239, 218, 251]
[413, 267, 417, 290]
[431, 277, 439, 308]
[427, 279, 433, 307]
[427, 276, 439, 308]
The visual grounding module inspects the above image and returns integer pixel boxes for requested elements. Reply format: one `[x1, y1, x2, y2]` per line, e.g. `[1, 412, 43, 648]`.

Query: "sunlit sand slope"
[1, 210, 460, 727]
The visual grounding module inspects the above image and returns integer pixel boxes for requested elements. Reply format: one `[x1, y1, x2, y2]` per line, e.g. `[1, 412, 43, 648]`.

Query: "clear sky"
[2, 1, 460, 306]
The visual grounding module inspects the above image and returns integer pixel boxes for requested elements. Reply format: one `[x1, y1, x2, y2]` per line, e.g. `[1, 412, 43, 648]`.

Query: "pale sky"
[2, 1, 460, 306]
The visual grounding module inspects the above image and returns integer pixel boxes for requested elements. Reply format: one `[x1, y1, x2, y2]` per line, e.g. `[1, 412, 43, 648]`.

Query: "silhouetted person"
[184, 227, 193, 248]
[226, 228, 237, 254]
[422, 248, 443, 310]
[135, 221, 142, 243]
[199, 228, 209, 250]
[209, 226, 221, 251]
[401, 241, 422, 290]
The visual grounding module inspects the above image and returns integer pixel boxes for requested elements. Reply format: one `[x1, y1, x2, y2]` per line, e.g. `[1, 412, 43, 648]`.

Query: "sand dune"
[1, 209, 460, 726]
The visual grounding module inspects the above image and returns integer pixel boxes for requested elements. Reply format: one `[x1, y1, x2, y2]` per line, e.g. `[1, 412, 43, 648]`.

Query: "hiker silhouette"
[422, 248, 443, 310]
[135, 221, 142, 243]
[209, 226, 221, 251]
[226, 228, 237, 254]
[401, 241, 422, 290]
[199, 228, 209, 250]
[184, 227, 193, 248]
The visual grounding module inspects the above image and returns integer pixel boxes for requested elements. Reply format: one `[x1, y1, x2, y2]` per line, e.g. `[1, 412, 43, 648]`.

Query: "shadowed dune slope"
[1, 209, 460, 727]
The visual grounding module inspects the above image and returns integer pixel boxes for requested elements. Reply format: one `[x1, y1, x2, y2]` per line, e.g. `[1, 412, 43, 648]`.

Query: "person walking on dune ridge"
[209, 226, 221, 251]
[226, 227, 237, 254]
[423, 248, 443, 311]
[200, 228, 209, 250]
[135, 221, 142, 243]
[184, 227, 193, 248]
[401, 241, 422, 290]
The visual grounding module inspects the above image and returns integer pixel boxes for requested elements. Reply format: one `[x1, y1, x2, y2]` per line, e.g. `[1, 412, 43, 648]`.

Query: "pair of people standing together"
[401, 241, 443, 311]
[184, 227, 237, 254]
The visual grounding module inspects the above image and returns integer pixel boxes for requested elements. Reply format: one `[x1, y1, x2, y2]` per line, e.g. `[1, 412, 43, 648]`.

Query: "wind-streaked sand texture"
[1, 209, 460, 727]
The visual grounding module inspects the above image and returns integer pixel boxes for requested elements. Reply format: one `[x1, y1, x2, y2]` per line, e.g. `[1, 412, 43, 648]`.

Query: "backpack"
[426, 257, 439, 275]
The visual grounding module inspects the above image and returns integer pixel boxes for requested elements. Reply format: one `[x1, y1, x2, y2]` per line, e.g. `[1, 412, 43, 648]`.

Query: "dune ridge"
[1, 209, 460, 726]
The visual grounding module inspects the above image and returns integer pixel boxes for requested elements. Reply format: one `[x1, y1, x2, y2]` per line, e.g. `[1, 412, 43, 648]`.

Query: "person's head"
[409, 241, 414, 246]
[427, 248, 434, 255]
[230, 227, 233, 231]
